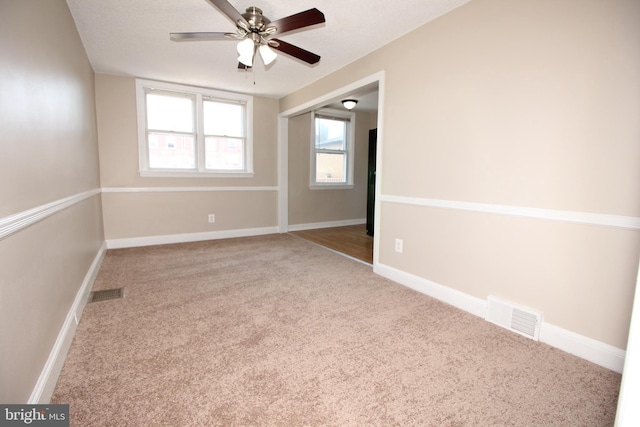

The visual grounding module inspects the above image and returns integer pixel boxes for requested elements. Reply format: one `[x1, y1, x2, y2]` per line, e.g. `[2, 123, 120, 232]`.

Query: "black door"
[366, 129, 377, 236]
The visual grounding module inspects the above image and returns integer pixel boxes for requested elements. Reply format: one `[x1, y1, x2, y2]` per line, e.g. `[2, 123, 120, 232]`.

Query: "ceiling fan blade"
[204, 0, 249, 28]
[267, 8, 325, 36]
[270, 39, 320, 65]
[170, 32, 233, 41]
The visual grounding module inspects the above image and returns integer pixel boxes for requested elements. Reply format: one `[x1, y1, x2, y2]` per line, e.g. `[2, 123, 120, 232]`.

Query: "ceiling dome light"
[258, 44, 277, 65]
[342, 99, 358, 110]
[237, 38, 255, 66]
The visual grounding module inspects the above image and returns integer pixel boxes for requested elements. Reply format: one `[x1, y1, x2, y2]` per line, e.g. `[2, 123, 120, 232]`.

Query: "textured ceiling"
[66, 0, 470, 99]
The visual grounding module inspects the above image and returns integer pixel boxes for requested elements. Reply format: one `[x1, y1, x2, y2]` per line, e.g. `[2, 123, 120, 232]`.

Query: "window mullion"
[195, 93, 205, 172]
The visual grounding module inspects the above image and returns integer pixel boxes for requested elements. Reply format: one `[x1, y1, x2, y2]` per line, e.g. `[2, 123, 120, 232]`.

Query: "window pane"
[205, 136, 244, 170]
[204, 100, 243, 137]
[146, 93, 194, 132]
[315, 153, 346, 183]
[315, 118, 346, 150]
[148, 133, 195, 169]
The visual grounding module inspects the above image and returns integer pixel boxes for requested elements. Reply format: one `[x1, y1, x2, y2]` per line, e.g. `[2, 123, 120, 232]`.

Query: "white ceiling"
[66, 0, 470, 99]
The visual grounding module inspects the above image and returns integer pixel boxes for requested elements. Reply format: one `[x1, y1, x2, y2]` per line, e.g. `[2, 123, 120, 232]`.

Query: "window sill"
[140, 170, 255, 178]
[309, 184, 354, 190]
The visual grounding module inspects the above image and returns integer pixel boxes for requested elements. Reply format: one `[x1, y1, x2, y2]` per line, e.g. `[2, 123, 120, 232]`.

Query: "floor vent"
[486, 296, 542, 341]
[89, 288, 124, 303]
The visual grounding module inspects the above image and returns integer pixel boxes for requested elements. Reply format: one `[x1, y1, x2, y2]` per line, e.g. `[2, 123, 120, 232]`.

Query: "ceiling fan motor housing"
[242, 7, 270, 32]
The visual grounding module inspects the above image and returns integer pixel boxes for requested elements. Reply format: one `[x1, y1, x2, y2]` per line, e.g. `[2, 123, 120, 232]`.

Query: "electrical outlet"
[395, 238, 403, 253]
[208, 214, 215, 223]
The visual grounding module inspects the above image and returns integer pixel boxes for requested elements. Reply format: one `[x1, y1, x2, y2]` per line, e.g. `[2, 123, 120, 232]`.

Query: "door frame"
[277, 71, 385, 266]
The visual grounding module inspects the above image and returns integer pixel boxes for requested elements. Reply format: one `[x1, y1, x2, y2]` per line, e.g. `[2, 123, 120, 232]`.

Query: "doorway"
[278, 72, 385, 267]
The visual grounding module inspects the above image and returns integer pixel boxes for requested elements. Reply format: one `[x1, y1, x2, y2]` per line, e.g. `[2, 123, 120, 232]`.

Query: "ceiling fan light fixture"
[237, 38, 255, 66]
[237, 38, 254, 55]
[238, 53, 253, 67]
[342, 99, 358, 110]
[259, 44, 277, 65]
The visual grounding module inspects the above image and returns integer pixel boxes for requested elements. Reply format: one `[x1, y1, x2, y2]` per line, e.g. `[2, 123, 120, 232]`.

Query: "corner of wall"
[28, 242, 107, 404]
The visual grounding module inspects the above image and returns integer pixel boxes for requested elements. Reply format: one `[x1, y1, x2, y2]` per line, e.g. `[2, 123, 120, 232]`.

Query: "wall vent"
[485, 295, 542, 341]
[89, 288, 124, 303]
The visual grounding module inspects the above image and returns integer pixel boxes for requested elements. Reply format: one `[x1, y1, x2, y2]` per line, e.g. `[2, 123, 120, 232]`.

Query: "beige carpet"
[52, 234, 620, 426]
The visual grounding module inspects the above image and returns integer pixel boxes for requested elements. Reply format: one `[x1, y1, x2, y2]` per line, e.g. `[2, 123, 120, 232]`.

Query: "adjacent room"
[1, 0, 639, 425]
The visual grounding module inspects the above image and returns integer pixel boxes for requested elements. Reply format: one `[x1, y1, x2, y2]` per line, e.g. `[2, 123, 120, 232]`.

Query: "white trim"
[279, 73, 385, 118]
[540, 322, 626, 373]
[277, 115, 289, 233]
[102, 186, 278, 193]
[615, 258, 640, 426]
[375, 263, 487, 318]
[138, 171, 255, 178]
[374, 262, 626, 373]
[287, 218, 366, 232]
[29, 242, 107, 404]
[372, 80, 385, 267]
[381, 194, 640, 231]
[0, 189, 101, 241]
[106, 226, 278, 249]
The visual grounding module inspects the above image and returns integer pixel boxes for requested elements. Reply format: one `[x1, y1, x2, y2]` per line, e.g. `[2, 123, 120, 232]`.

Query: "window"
[310, 109, 355, 189]
[136, 79, 253, 177]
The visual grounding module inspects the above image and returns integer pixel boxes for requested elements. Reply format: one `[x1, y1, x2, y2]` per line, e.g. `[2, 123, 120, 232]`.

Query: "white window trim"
[135, 78, 254, 178]
[309, 108, 355, 190]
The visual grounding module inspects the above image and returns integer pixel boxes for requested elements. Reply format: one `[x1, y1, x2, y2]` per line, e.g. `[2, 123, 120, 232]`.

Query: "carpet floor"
[52, 234, 621, 426]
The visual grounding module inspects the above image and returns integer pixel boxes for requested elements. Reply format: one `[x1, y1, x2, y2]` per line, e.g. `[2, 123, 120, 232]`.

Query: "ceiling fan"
[170, 0, 326, 69]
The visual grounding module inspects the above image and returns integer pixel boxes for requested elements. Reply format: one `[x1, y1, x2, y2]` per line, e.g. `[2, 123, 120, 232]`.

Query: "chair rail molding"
[0, 189, 101, 241]
[380, 195, 640, 231]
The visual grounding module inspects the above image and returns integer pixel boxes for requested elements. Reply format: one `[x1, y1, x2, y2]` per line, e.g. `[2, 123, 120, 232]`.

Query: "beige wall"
[0, 0, 104, 402]
[96, 74, 279, 240]
[288, 111, 376, 226]
[101, 191, 277, 239]
[280, 0, 640, 348]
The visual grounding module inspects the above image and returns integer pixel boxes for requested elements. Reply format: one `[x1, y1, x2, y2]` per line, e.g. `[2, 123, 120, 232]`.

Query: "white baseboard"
[287, 218, 366, 232]
[29, 242, 107, 404]
[374, 262, 626, 373]
[106, 226, 280, 249]
[540, 322, 625, 373]
[374, 263, 487, 318]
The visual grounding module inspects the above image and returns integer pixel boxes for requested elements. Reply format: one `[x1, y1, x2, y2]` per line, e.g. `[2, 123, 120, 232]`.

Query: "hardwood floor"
[290, 224, 374, 264]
